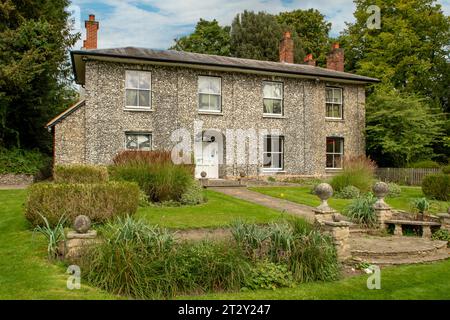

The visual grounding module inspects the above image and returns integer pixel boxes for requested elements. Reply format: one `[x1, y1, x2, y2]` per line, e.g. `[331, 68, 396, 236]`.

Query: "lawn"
[137, 189, 285, 229]
[249, 186, 449, 214]
[0, 189, 116, 299]
[184, 259, 450, 300]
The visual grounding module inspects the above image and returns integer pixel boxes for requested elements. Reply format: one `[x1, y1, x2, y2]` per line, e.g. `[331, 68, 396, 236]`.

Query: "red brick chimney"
[82, 14, 99, 50]
[303, 53, 316, 66]
[279, 31, 294, 64]
[326, 42, 344, 72]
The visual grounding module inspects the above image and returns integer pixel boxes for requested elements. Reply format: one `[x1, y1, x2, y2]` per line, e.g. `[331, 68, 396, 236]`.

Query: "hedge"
[53, 165, 109, 183]
[421, 174, 450, 201]
[25, 181, 140, 227]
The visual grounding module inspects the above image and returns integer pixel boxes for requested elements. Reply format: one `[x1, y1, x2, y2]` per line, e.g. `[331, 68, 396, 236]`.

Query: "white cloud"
[71, 0, 449, 50]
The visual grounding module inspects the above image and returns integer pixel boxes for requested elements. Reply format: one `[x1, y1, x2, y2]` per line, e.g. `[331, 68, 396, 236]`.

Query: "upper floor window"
[198, 76, 221, 112]
[326, 137, 343, 169]
[125, 132, 152, 151]
[263, 82, 283, 116]
[263, 135, 284, 171]
[125, 70, 151, 109]
[326, 87, 343, 119]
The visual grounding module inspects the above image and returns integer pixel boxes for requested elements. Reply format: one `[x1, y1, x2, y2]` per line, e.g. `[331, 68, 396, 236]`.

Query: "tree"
[277, 9, 332, 66]
[230, 11, 305, 62]
[340, 0, 450, 111]
[170, 19, 231, 56]
[0, 0, 79, 152]
[366, 86, 444, 167]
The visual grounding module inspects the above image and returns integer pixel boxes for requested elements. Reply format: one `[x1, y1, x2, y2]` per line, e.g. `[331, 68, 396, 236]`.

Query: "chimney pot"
[303, 53, 316, 66]
[326, 43, 344, 72]
[279, 31, 294, 64]
[83, 14, 99, 50]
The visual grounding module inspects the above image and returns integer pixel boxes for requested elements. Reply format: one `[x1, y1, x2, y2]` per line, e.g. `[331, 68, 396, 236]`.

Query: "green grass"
[182, 260, 450, 300]
[249, 186, 449, 214]
[0, 189, 116, 299]
[137, 190, 285, 229]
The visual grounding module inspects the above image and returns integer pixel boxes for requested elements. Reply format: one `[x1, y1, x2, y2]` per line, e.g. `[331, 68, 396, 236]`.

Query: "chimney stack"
[82, 14, 99, 50]
[303, 53, 316, 66]
[279, 31, 294, 64]
[326, 42, 344, 72]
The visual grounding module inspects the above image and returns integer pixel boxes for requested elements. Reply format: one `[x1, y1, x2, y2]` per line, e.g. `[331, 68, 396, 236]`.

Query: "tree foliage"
[0, 0, 79, 152]
[277, 9, 332, 66]
[170, 19, 231, 56]
[366, 87, 444, 167]
[230, 10, 305, 62]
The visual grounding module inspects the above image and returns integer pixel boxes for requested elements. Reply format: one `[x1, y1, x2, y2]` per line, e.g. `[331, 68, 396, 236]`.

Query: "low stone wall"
[0, 173, 34, 186]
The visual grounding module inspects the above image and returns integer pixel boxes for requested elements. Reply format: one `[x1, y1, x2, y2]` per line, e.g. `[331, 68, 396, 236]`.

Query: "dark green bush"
[82, 217, 251, 299]
[431, 229, 450, 246]
[408, 160, 440, 168]
[244, 262, 294, 290]
[25, 182, 140, 227]
[53, 165, 109, 183]
[330, 156, 376, 193]
[422, 174, 450, 201]
[387, 182, 402, 198]
[180, 180, 205, 205]
[0, 148, 50, 175]
[442, 165, 450, 174]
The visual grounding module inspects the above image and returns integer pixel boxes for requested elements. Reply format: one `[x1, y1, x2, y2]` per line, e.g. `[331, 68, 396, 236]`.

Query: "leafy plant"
[387, 183, 402, 198]
[244, 262, 294, 290]
[431, 229, 450, 246]
[335, 185, 360, 199]
[408, 160, 441, 168]
[267, 176, 276, 183]
[343, 193, 377, 227]
[0, 148, 50, 175]
[180, 180, 205, 205]
[442, 165, 450, 175]
[33, 214, 66, 259]
[413, 198, 430, 221]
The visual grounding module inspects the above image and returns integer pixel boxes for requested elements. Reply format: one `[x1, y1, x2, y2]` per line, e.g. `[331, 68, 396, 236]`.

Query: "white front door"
[195, 142, 219, 179]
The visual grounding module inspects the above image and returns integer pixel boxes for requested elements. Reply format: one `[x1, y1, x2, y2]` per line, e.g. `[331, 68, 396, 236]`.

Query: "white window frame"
[263, 81, 284, 116]
[326, 137, 344, 169]
[198, 76, 222, 113]
[325, 87, 343, 119]
[125, 70, 152, 110]
[124, 132, 152, 151]
[262, 135, 284, 172]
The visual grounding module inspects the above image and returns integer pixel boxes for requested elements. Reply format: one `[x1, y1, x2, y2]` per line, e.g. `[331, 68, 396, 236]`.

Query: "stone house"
[46, 15, 379, 179]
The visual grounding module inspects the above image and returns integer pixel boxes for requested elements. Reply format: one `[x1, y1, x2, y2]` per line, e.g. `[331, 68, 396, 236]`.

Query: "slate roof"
[71, 47, 379, 85]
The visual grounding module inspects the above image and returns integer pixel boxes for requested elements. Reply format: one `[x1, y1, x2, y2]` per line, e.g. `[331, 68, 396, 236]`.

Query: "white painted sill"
[124, 107, 153, 112]
[263, 114, 286, 119]
[262, 170, 286, 174]
[325, 117, 344, 122]
[198, 111, 224, 116]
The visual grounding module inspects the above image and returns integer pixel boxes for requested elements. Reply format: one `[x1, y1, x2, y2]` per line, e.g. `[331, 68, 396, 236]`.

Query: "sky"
[69, 0, 450, 50]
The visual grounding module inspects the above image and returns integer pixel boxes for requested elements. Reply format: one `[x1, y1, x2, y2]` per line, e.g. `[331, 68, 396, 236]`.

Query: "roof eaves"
[46, 100, 86, 128]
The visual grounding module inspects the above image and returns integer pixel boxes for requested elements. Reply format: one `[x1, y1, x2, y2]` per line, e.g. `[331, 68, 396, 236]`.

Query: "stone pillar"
[372, 182, 393, 229]
[313, 183, 337, 221]
[318, 220, 352, 262]
[437, 212, 450, 232]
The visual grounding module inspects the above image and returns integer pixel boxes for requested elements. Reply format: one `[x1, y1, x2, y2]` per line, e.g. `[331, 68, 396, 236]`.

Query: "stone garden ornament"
[73, 215, 91, 234]
[372, 181, 390, 209]
[314, 183, 336, 214]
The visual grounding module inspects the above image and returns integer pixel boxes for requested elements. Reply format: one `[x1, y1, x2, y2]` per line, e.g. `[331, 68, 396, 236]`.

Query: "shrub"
[422, 174, 450, 201]
[330, 156, 376, 193]
[0, 147, 50, 176]
[343, 193, 377, 227]
[335, 185, 360, 199]
[53, 165, 109, 184]
[244, 262, 294, 290]
[387, 182, 401, 198]
[408, 160, 440, 168]
[33, 214, 66, 259]
[109, 150, 195, 203]
[180, 180, 205, 205]
[82, 217, 251, 299]
[442, 165, 450, 174]
[25, 182, 140, 227]
[431, 229, 450, 246]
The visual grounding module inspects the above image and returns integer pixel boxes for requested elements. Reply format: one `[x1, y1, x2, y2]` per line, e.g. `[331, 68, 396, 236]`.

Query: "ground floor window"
[326, 137, 343, 169]
[125, 132, 152, 151]
[263, 135, 284, 171]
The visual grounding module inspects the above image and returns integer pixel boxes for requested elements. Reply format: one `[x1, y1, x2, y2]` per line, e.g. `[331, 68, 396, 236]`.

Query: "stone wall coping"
[319, 220, 353, 227]
[67, 230, 97, 239]
[437, 213, 450, 218]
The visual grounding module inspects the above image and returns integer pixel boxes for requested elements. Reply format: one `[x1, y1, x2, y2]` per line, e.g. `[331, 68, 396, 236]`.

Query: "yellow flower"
[280, 193, 285, 198]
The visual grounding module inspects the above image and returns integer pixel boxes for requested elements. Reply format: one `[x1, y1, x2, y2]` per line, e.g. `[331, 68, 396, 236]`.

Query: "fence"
[375, 168, 442, 186]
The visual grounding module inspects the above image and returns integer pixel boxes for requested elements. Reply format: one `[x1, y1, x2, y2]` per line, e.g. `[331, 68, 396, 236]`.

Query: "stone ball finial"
[315, 183, 333, 201]
[73, 215, 91, 234]
[200, 171, 207, 178]
[373, 181, 389, 199]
